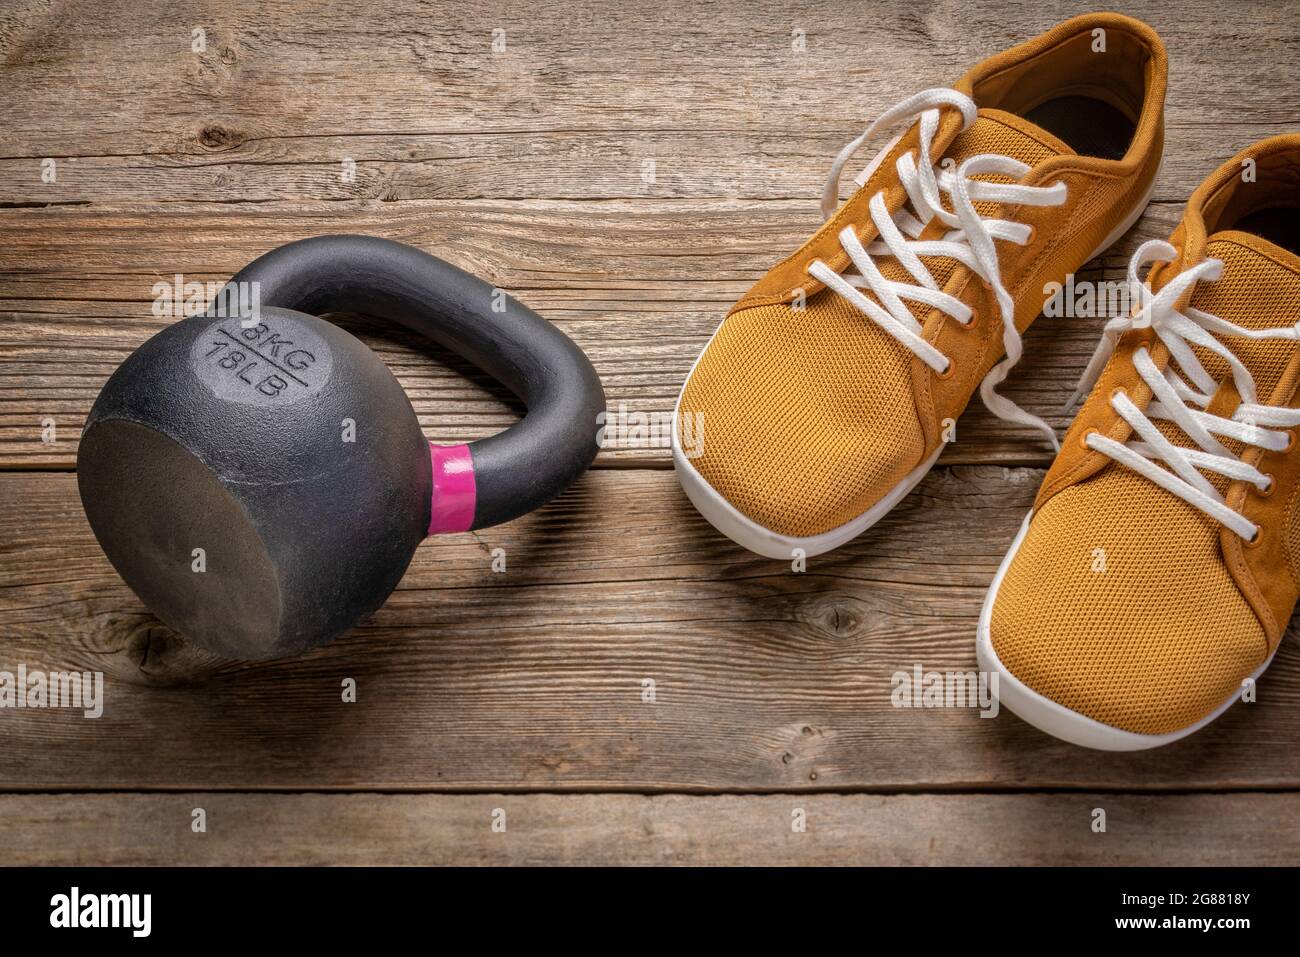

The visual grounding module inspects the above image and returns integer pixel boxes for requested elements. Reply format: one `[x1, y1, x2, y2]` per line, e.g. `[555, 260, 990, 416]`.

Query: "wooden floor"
[2, 0, 1299, 865]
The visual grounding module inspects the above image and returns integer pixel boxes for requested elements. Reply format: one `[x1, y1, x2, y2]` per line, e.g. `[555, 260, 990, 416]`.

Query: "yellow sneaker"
[979, 134, 1300, 749]
[674, 13, 1166, 557]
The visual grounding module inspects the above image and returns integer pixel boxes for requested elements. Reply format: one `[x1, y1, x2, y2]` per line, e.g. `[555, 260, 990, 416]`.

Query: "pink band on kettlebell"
[428, 442, 477, 535]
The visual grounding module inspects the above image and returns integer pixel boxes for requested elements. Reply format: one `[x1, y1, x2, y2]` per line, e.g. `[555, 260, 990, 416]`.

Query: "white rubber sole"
[673, 436, 943, 559]
[672, 166, 1158, 560]
[976, 511, 1276, 750]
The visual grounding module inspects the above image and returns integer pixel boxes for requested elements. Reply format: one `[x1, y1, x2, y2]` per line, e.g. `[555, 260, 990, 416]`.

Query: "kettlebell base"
[79, 418, 287, 659]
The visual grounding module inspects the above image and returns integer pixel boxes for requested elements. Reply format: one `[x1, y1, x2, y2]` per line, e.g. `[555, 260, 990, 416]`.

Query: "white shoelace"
[809, 88, 1068, 449]
[1070, 239, 1300, 541]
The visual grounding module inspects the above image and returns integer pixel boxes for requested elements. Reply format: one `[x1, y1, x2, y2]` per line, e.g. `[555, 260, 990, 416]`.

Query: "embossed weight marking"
[190, 315, 332, 406]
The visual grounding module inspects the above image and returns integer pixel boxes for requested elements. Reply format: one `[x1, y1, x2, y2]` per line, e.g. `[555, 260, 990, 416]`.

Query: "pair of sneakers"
[673, 12, 1300, 750]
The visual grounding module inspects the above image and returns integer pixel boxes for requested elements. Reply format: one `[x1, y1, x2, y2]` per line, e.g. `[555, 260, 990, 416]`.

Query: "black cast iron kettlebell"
[78, 235, 604, 659]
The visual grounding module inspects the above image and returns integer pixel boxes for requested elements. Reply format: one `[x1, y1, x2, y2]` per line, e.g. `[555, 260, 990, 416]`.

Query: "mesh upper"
[679, 111, 1065, 537]
[991, 234, 1300, 735]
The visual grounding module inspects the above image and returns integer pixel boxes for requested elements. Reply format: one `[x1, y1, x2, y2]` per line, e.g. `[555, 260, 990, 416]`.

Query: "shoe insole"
[1024, 95, 1136, 160]
[1235, 206, 1300, 257]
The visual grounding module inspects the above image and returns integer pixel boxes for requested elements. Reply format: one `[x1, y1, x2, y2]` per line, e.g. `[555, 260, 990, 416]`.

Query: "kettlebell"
[78, 235, 605, 659]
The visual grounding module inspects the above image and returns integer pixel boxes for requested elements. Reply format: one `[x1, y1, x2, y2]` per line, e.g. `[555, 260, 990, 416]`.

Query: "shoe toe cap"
[676, 303, 926, 539]
[987, 477, 1269, 738]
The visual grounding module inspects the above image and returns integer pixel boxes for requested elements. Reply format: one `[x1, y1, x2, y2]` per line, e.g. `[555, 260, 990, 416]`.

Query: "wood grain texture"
[2, 0, 1300, 865]
[1, 0, 1296, 204]
[2, 0, 1299, 470]
[0, 200, 1180, 469]
[2, 791, 1295, 865]
[3, 469, 1298, 792]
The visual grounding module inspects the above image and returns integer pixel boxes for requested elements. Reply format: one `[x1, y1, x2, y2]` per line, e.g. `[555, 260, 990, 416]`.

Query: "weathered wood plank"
[2, 469, 1298, 791]
[0, 200, 1182, 468]
[0, 0, 1295, 863]
[1, 0, 1296, 203]
[7, 0, 1292, 468]
[2, 791, 1295, 865]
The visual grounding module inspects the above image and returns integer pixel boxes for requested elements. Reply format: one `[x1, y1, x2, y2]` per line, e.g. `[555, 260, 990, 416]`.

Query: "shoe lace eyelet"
[1079, 427, 1099, 450]
[935, 360, 956, 380]
[1256, 474, 1276, 497]
[1285, 430, 1297, 452]
[1024, 225, 1037, 244]
[1246, 526, 1265, 548]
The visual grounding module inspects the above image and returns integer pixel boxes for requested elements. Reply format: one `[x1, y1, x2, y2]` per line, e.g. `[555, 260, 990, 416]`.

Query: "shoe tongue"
[1193, 231, 1300, 329]
[942, 107, 1074, 167]
[1183, 230, 1300, 400]
[854, 107, 1071, 188]
[855, 108, 1071, 325]
[1149, 230, 1300, 488]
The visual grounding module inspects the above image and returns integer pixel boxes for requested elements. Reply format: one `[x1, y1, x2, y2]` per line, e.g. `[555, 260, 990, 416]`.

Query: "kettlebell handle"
[228, 235, 604, 534]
